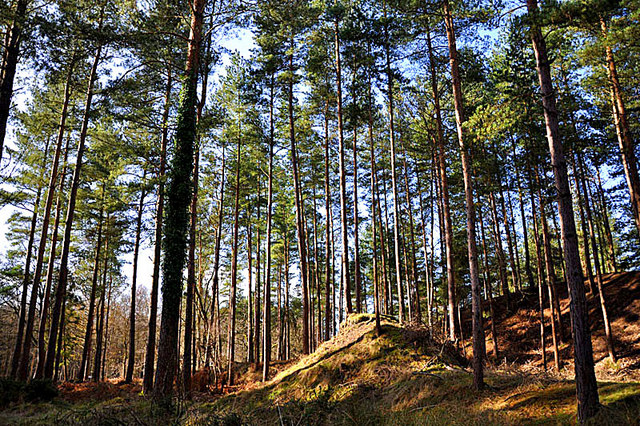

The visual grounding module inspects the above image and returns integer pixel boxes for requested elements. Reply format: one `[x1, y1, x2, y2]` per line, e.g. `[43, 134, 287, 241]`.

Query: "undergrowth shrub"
[0, 378, 58, 407]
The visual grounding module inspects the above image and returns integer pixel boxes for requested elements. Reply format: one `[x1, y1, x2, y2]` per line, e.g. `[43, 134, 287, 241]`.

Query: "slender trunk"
[536, 176, 561, 370]
[11, 180, 42, 379]
[143, 65, 172, 394]
[54, 296, 66, 382]
[254, 180, 261, 364]
[353, 125, 362, 313]
[578, 153, 615, 362]
[78, 186, 105, 381]
[39, 34, 104, 380]
[528, 1, 599, 419]
[211, 147, 226, 368]
[506, 189, 523, 291]
[530, 182, 548, 370]
[426, 26, 456, 338]
[479, 206, 499, 359]
[93, 233, 110, 382]
[595, 166, 617, 272]
[312, 188, 322, 343]
[572, 155, 595, 294]
[36, 136, 72, 379]
[334, 18, 352, 316]
[600, 18, 640, 234]
[102, 277, 113, 380]
[247, 219, 254, 363]
[368, 74, 382, 335]
[227, 133, 241, 386]
[401, 145, 420, 323]
[489, 192, 510, 304]
[183, 144, 199, 395]
[383, 0, 404, 323]
[262, 79, 274, 380]
[126, 183, 146, 383]
[288, 42, 310, 354]
[499, 186, 519, 292]
[443, 0, 483, 389]
[14, 56, 74, 380]
[0, 0, 29, 159]
[323, 100, 332, 341]
[512, 138, 535, 290]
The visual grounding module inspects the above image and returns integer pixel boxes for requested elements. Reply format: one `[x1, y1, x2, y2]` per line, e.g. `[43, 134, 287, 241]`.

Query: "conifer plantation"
[1, 0, 639, 424]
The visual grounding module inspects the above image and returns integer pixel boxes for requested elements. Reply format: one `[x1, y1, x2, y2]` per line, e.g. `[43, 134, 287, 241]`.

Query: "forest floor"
[1, 273, 639, 425]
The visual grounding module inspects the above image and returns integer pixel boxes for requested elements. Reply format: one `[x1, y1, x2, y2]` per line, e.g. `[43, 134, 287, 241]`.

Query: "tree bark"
[287, 39, 310, 355]
[10, 175, 42, 379]
[262, 79, 275, 380]
[528, 0, 600, 420]
[35, 135, 72, 379]
[443, 0, 484, 389]
[577, 153, 615, 362]
[0, 0, 29, 159]
[383, 0, 404, 323]
[334, 18, 352, 316]
[154, 0, 205, 402]
[78, 186, 106, 381]
[143, 65, 172, 394]
[126, 183, 146, 383]
[93, 232, 110, 382]
[426, 26, 456, 338]
[40, 28, 104, 380]
[323, 100, 332, 341]
[227, 132, 241, 387]
[13, 56, 74, 380]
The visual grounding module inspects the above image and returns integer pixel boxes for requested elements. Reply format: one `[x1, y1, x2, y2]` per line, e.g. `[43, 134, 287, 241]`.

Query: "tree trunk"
[443, 0, 484, 390]
[78, 186, 106, 381]
[368, 74, 382, 335]
[479, 205, 499, 359]
[211, 147, 225, 369]
[353, 128, 362, 314]
[14, 55, 75, 380]
[426, 26, 456, 338]
[402, 147, 420, 323]
[536, 177, 562, 370]
[254, 179, 261, 364]
[334, 18, 352, 317]
[183, 144, 198, 395]
[40, 30, 104, 380]
[143, 65, 172, 394]
[383, 0, 404, 323]
[599, 18, 640, 235]
[93, 233, 110, 382]
[0, 0, 29, 159]
[288, 40, 310, 355]
[595, 165, 617, 272]
[512, 138, 535, 290]
[10, 177, 42, 379]
[154, 0, 205, 402]
[126, 183, 146, 383]
[323, 100, 332, 341]
[227, 134, 241, 387]
[577, 153, 615, 362]
[489, 191, 510, 305]
[528, 0, 600, 420]
[529, 183, 548, 370]
[35, 135, 72, 379]
[262, 78, 275, 380]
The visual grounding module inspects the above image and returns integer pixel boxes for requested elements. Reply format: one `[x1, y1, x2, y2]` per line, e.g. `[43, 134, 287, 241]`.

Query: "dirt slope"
[463, 272, 640, 381]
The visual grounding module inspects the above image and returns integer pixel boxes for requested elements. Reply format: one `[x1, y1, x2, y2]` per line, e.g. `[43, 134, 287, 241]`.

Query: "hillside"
[1, 277, 639, 425]
[461, 272, 640, 381]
